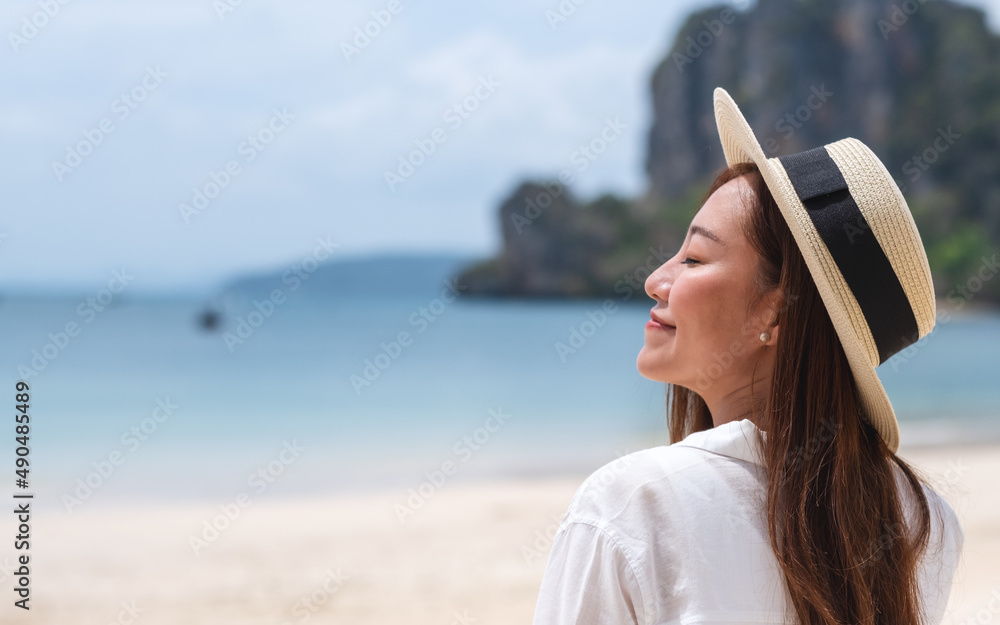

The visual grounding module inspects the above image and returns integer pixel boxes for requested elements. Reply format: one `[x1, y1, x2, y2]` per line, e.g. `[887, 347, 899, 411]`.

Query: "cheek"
[671, 275, 723, 324]
[673, 275, 741, 346]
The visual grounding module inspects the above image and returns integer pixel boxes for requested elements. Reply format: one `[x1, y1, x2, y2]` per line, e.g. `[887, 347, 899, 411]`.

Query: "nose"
[645, 255, 675, 301]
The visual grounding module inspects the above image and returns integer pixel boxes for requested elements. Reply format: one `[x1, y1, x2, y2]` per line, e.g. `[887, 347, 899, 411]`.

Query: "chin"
[636, 348, 670, 383]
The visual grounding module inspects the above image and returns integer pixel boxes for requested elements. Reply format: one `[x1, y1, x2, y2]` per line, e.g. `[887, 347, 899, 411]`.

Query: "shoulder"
[541, 441, 767, 624]
[891, 463, 965, 552]
[538, 446, 707, 625]
[560, 443, 726, 528]
[918, 480, 965, 558]
[905, 477, 965, 624]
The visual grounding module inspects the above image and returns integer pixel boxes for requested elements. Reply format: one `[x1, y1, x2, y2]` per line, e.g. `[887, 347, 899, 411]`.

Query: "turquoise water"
[1, 285, 998, 510]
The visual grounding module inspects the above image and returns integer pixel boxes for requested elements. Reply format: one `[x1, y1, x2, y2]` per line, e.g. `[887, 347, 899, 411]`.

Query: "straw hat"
[712, 87, 936, 453]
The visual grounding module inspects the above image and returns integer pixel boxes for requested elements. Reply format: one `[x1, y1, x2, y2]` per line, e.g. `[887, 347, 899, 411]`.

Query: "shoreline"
[933, 295, 1000, 318]
[35, 421, 1000, 516]
[7, 440, 996, 624]
[898, 418, 1000, 448]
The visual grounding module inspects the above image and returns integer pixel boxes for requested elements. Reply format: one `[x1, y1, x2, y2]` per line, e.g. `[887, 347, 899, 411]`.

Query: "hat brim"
[713, 87, 903, 453]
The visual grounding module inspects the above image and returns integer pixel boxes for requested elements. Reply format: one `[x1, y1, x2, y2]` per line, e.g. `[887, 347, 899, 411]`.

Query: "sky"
[2, 0, 998, 295]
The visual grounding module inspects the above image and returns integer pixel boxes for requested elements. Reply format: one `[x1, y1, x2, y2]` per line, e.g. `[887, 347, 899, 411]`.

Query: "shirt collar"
[671, 418, 766, 466]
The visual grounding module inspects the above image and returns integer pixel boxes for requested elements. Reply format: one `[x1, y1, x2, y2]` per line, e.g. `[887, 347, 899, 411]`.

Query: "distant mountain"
[458, 0, 1000, 305]
[208, 252, 481, 312]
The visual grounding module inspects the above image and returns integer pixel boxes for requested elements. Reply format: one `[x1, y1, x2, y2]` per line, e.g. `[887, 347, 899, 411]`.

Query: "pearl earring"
[760, 332, 770, 343]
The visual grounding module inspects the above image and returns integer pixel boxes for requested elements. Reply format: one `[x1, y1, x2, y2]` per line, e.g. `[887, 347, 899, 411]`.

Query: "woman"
[531, 88, 964, 625]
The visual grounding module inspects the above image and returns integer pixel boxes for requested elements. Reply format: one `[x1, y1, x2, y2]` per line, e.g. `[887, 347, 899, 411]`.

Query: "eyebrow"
[688, 224, 724, 246]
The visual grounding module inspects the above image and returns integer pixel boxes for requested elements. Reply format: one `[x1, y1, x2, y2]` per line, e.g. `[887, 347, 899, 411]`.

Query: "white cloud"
[308, 86, 399, 132]
[6, 0, 210, 34]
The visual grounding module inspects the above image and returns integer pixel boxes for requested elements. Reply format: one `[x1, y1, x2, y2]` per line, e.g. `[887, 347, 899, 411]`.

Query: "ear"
[764, 315, 780, 346]
[759, 288, 785, 346]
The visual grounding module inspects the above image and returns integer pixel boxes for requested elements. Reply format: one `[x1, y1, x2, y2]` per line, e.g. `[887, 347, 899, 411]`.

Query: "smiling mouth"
[646, 319, 675, 331]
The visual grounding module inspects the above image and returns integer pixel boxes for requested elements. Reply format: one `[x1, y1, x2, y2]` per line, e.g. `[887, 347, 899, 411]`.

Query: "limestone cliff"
[457, 0, 1000, 303]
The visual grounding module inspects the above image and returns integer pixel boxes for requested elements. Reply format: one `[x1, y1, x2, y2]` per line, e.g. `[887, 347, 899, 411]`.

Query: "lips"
[650, 311, 675, 328]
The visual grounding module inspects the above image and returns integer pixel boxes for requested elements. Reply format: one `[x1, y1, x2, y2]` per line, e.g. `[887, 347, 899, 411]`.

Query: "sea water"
[1, 277, 997, 510]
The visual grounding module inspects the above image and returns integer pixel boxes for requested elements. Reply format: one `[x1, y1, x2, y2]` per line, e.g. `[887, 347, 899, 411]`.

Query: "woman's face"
[637, 176, 777, 395]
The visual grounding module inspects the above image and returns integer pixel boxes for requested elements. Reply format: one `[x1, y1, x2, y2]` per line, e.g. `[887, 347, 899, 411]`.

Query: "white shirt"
[532, 418, 964, 625]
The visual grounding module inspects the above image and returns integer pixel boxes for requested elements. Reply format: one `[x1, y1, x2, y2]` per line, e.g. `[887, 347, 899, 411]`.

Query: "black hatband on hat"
[778, 146, 919, 365]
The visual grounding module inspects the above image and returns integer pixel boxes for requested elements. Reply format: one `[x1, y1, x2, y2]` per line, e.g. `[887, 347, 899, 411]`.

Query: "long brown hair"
[666, 162, 934, 625]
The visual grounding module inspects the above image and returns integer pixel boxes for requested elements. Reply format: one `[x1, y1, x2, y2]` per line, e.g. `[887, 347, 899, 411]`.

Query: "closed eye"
[680, 258, 700, 265]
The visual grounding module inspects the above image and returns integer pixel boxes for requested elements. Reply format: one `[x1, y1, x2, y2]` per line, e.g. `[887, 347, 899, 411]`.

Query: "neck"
[705, 381, 769, 428]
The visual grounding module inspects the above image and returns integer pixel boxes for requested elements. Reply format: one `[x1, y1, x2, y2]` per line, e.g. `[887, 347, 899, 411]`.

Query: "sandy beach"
[3, 439, 997, 625]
